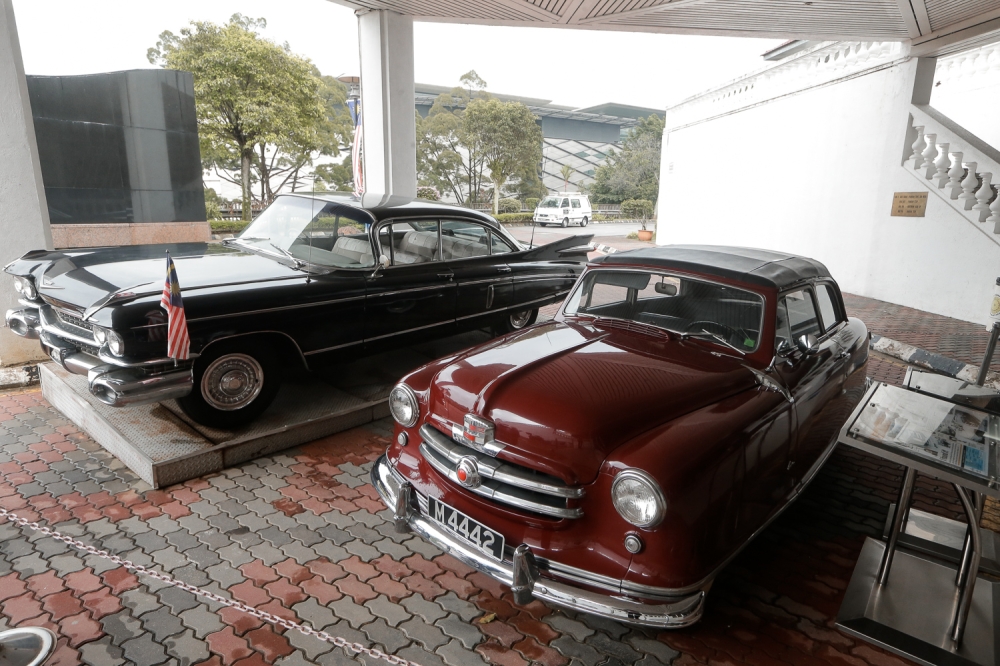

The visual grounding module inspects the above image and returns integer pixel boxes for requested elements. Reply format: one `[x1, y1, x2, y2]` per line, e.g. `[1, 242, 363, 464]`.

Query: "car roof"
[275, 192, 502, 228]
[591, 244, 832, 290]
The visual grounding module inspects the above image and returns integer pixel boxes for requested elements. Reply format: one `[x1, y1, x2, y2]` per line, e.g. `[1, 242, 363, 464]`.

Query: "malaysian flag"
[348, 98, 364, 197]
[160, 253, 190, 360]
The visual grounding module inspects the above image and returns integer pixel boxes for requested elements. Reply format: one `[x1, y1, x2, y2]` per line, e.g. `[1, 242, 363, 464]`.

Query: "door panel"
[509, 259, 581, 313]
[440, 219, 514, 326]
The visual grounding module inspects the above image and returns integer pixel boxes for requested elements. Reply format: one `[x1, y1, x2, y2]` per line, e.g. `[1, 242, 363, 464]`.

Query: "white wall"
[657, 59, 1000, 326]
[0, 0, 52, 365]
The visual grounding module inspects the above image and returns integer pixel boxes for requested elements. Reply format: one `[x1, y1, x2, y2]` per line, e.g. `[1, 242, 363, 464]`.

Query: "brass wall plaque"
[891, 192, 928, 217]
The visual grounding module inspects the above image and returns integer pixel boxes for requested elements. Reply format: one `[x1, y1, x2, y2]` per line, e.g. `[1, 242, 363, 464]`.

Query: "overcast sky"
[11, 0, 781, 110]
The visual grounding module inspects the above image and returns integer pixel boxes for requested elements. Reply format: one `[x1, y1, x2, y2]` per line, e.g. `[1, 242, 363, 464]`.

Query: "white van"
[533, 193, 592, 227]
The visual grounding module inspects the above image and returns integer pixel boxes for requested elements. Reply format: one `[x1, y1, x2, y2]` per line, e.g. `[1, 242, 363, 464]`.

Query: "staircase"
[903, 105, 1000, 237]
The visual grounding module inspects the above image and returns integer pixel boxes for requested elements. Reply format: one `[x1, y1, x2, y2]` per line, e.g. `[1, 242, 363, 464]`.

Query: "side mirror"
[796, 333, 820, 355]
[370, 254, 390, 279]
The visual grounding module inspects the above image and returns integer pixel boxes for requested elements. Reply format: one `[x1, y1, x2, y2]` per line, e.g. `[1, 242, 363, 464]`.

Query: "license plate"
[427, 497, 504, 561]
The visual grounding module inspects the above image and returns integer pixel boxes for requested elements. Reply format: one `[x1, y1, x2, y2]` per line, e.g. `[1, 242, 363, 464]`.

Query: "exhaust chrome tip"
[5, 308, 40, 339]
[89, 367, 193, 408]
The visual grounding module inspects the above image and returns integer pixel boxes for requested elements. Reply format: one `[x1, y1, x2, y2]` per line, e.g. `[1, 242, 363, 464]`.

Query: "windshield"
[234, 196, 374, 269]
[563, 269, 765, 352]
[538, 197, 563, 208]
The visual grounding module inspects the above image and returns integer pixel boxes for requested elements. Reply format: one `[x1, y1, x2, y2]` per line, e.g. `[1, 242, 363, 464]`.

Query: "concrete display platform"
[40, 330, 492, 488]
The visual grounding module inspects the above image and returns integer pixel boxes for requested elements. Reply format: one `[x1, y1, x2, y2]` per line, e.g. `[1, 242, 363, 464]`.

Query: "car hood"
[26, 243, 299, 314]
[427, 320, 757, 485]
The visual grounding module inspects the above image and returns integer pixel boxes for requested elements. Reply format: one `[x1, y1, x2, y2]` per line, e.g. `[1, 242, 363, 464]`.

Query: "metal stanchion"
[976, 322, 1000, 386]
[951, 485, 983, 645]
[878, 467, 916, 585]
[955, 491, 985, 588]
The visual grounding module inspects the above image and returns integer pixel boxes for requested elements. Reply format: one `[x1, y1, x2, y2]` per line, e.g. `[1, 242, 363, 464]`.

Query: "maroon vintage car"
[373, 245, 869, 627]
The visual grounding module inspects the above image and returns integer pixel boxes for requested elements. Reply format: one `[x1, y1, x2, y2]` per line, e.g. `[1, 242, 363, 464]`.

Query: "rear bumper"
[372, 454, 705, 629]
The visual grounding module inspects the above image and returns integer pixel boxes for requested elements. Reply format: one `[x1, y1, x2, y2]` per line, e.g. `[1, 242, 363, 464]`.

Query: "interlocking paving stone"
[436, 613, 483, 649]
[284, 625, 335, 660]
[365, 594, 412, 627]
[164, 628, 211, 666]
[178, 604, 224, 639]
[329, 596, 376, 628]
[437, 638, 489, 666]
[80, 635, 125, 666]
[435, 593, 481, 623]
[140, 605, 186, 642]
[101, 610, 143, 647]
[399, 616, 450, 650]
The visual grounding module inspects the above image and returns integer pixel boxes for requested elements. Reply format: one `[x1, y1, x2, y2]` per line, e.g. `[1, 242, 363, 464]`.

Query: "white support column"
[0, 0, 52, 366]
[358, 10, 416, 199]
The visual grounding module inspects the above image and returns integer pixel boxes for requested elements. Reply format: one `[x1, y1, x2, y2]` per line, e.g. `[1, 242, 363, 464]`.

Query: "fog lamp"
[611, 469, 666, 529]
[389, 384, 419, 428]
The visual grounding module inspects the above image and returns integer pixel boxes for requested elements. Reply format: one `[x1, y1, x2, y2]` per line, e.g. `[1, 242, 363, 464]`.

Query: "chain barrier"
[0, 507, 421, 666]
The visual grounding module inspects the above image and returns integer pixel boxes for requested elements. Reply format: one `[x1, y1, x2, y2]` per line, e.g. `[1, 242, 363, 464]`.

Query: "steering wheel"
[684, 320, 736, 339]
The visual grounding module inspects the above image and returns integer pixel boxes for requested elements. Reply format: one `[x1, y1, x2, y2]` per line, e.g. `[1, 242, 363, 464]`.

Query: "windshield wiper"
[680, 328, 747, 356]
[269, 243, 304, 268]
[225, 236, 270, 243]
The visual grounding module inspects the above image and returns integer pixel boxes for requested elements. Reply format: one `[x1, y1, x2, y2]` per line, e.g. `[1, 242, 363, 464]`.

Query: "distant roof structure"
[330, 0, 1000, 55]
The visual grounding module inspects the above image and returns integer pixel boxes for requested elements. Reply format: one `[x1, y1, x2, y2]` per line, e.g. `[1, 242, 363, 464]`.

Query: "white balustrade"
[961, 162, 980, 210]
[911, 128, 927, 168]
[947, 152, 965, 199]
[933, 144, 951, 188]
[921, 134, 938, 177]
[974, 173, 995, 223]
[990, 194, 1000, 233]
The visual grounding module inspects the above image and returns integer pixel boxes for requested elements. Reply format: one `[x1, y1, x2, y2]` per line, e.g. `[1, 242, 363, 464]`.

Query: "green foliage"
[497, 198, 521, 214]
[149, 14, 350, 219]
[313, 157, 353, 192]
[525, 197, 539, 210]
[211, 220, 249, 233]
[464, 98, 543, 215]
[621, 198, 655, 230]
[589, 115, 664, 206]
[416, 186, 440, 201]
[494, 212, 535, 223]
[203, 187, 222, 221]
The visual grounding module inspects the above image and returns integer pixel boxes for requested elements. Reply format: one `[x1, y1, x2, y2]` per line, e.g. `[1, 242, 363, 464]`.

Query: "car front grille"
[39, 306, 100, 350]
[418, 423, 584, 519]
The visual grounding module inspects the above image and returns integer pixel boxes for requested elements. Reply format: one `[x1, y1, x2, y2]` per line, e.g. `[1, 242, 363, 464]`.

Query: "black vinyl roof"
[592, 245, 832, 289]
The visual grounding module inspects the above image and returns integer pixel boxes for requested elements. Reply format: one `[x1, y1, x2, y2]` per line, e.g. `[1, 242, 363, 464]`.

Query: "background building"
[27, 69, 208, 248]
[414, 84, 663, 196]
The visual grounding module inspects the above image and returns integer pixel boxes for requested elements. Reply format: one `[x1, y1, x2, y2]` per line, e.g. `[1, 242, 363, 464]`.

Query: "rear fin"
[521, 234, 594, 261]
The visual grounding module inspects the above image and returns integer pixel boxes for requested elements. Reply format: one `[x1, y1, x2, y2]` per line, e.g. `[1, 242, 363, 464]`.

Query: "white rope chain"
[0, 507, 421, 666]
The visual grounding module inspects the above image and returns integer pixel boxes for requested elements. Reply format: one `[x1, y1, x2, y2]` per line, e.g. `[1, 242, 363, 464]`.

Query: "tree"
[463, 98, 543, 214]
[559, 164, 574, 191]
[148, 15, 345, 220]
[589, 115, 665, 205]
[415, 71, 490, 206]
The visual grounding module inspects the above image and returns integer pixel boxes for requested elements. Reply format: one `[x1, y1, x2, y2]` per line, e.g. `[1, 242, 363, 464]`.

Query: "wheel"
[561, 218, 569, 228]
[493, 309, 538, 336]
[581, 216, 589, 227]
[178, 341, 281, 428]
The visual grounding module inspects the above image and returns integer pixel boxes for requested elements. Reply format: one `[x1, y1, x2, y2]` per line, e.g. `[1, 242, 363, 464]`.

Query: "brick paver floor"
[0, 235, 993, 666]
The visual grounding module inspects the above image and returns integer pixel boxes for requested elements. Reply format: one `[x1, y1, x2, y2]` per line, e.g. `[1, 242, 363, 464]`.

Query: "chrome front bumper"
[372, 455, 705, 629]
[5, 306, 193, 408]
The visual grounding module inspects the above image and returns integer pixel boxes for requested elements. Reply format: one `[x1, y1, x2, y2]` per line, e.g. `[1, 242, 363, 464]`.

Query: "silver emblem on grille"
[455, 457, 481, 489]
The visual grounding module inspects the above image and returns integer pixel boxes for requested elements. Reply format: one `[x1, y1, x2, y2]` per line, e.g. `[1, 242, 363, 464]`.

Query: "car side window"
[783, 289, 822, 342]
[376, 224, 393, 264]
[775, 300, 792, 353]
[815, 284, 841, 332]
[387, 220, 440, 265]
[561, 198, 570, 207]
[490, 231, 514, 255]
[440, 219, 490, 260]
[571, 199, 581, 209]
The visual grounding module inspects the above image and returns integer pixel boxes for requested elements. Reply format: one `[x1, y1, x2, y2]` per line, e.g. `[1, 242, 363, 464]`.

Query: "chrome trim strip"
[38, 306, 98, 347]
[372, 457, 704, 629]
[420, 442, 583, 519]
[369, 284, 455, 299]
[420, 424, 582, 499]
[188, 295, 366, 323]
[454, 291, 572, 322]
[302, 339, 364, 356]
[364, 320, 453, 343]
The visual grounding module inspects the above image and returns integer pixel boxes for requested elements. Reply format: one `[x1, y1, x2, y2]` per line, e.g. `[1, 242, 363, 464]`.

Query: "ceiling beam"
[481, 0, 565, 22]
[894, 0, 922, 37]
[910, 0, 932, 35]
[574, 0, 714, 25]
[911, 7, 1000, 56]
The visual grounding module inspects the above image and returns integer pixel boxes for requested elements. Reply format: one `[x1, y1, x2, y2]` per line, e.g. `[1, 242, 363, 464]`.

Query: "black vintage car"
[4, 193, 590, 427]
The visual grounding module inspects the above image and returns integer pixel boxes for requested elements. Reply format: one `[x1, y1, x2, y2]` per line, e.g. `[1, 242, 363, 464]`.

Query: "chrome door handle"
[437, 273, 454, 281]
[838, 350, 851, 360]
[497, 266, 511, 273]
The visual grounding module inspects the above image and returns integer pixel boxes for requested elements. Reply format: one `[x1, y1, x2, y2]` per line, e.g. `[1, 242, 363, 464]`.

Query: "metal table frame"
[840, 381, 1000, 648]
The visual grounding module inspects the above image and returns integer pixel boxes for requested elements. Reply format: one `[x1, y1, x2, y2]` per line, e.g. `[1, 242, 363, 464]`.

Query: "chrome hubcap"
[509, 311, 531, 329]
[202, 354, 264, 411]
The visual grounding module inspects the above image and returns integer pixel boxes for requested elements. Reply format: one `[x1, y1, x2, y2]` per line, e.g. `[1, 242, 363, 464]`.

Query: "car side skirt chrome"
[372, 455, 705, 629]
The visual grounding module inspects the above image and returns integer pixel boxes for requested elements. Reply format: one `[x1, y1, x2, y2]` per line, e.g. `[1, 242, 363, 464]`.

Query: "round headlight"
[12, 278, 23, 294]
[611, 469, 666, 529]
[14, 277, 36, 299]
[389, 384, 419, 428]
[92, 326, 108, 344]
[107, 330, 125, 357]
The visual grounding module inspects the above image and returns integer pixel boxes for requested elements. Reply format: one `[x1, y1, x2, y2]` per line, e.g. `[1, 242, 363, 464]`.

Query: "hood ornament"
[452, 414, 505, 457]
[455, 457, 481, 489]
